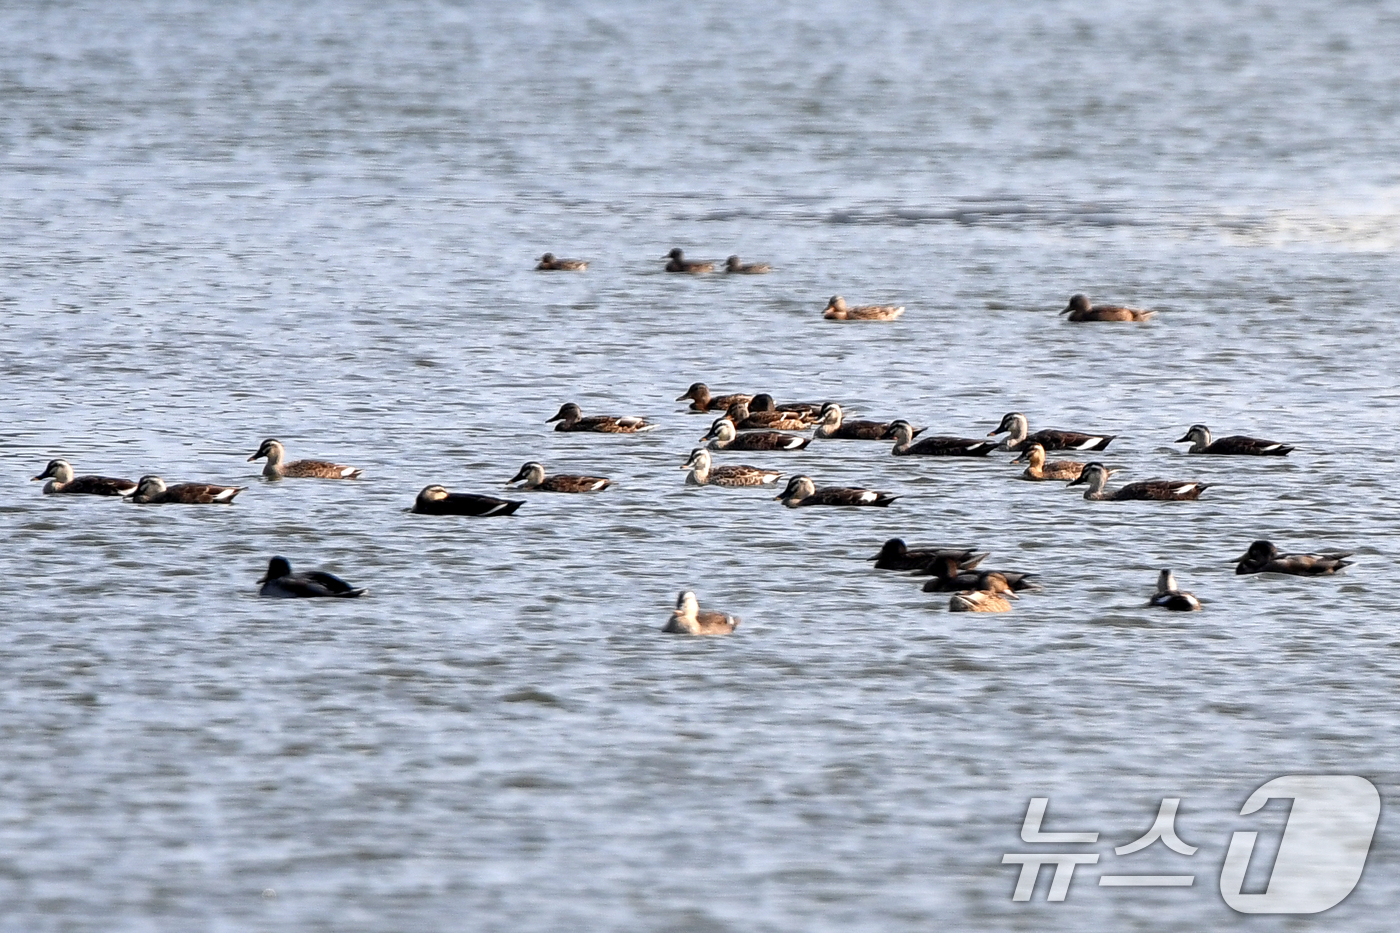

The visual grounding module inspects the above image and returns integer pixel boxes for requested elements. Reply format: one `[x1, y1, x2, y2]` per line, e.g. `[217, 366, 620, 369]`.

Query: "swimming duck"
[535, 252, 588, 271]
[702, 418, 810, 451]
[547, 402, 656, 433]
[681, 448, 782, 487]
[822, 295, 904, 321]
[725, 255, 770, 274]
[662, 591, 739, 634]
[813, 403, 919, 440]
[676, 382, 752, 413]
[882, 420, 998, 457]
[948, 572, 1019, 613]
[1148, 569, 1200, 610]
[127, 475, 245, 504]
[32, 459, 136, 496]
[989, 412, 1115, 452]
[919, 555, 1040, 592]
[775, 475, 899, 508]
[1060, 294, 1155, 322]
[1067, 462, 1208, 501]
[1234, 540, 1353, 576]
[867, 538, 988, 572]
[507, 461, 611, 493]
[723, 399, 811, 432]
[1010, 443, 1087, 481]
[749, 393, 824, 418]
[1175, 424, 1294, 456]
[258, 556, 367, 598]
[247, 439, 363, 479]
[664, 248, 715, 274]
[412, 484, 524, 516]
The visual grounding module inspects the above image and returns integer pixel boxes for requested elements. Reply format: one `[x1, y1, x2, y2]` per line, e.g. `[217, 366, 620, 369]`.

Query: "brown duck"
[547, 402, 656, 433]
[32, 459, 136, 496]
[702, 418, 810, 451]
[775, 475, 899, 508]
[662, 591, 739, 634]
[507, 461, 611, 493]
[535, 252, 588, 271]
[676, 382, 752, 413]
[1175, 424, 1294, 456]
[814, 403, 920, 440]
[883, 420, 998, 457]
[1068, 463, 1208, 501]
[948, 572, 1019, 612]
[248, 439, 363, 479]
[989, 412, 1115, 452]
[1010, 443, 1086, 481]
[725, 255, 770, 274]
[867, 539, 988, 572]
[723, 399, 811, 432]
[822, 295, 904, 321]
[920, 555, 1040, 592]
[1234, 540, 1353, 576]
[127, 475, 245, 504]
[681, 448, 782, 487]
[664, 248, 715, 274]
[1060, 294, 1155, 322]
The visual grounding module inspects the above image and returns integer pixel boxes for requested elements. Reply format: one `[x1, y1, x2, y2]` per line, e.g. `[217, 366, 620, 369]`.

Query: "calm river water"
[3, 1, 1400, 930]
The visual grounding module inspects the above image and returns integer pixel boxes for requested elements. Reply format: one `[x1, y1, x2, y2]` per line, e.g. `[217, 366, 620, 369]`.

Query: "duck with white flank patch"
[989, 411, 1115, 452]
[547, 402, 656, 433]
[882, 420, 998, 457]
[1060, 294, 1155, 322]
[676, 382, 752, 413]
[702, 418, 810, 451]
[1067, 463, 1208, 501]
[1148, 570, 1200, 610]
[258, 556, 366, 598]
[248, 439, 363, 479]
[535, 252, 587, 271]
[822, 295, 904, 321]
[775, 475, 898, 508]
[1175, 424, 1294, 456]
[868, 539, 988, 572]
[1010, 443, 1087, 481]
[127, 475, 244, 504]
[662, 591, 739, 635]
[412, 485, 523, 516]
[814, 403, 920, 441]
[681, 448, 782, 487]
[948, 572, 1019, 612]
[723, 399, 811, 432]
[1234, 540, 1353, 576]
[32, 459, 136, 496]
[664, 248, 715, 274]
[507, 461, 612, 493]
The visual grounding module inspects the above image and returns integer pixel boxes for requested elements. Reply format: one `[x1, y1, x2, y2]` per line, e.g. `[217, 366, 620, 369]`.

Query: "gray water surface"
[3, 2, 1400, 930]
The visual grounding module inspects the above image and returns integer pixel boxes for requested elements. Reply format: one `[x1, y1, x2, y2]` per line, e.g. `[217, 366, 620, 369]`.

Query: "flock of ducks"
[30, 251, 1355, 623]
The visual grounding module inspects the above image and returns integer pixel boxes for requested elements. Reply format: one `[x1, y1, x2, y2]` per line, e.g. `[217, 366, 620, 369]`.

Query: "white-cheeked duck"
[681, 448, 782, 487]
[1175, 424, 1294, 456]
[989, 411, 1115, 452]
[33, 459, 136, 496]
[508, 461, 612, 493]
[127, 475, 245, 504]
[412, 485, 523, 516]
[882, 420, 997, 457]
[248, 439, 363, 479]
[775, 475, 899, 508]
[547, 402, 656, 433]
[1067, 462, 1208, 501]
[703, 418, 810, 451]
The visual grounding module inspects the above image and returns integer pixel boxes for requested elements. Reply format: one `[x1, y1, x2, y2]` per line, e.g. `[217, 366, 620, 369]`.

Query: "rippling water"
[4, 2, 1400, 930]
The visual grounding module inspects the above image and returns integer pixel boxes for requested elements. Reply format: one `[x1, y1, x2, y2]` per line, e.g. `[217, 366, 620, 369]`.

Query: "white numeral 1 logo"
[1221, 775, 1380, 914]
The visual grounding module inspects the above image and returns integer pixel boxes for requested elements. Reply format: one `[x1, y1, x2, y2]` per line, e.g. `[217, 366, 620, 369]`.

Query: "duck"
[507, 461, 611, 493]
[919, 555, 1040, 592]
[31, 459, 136, 496]
[722, 399, 811, 432]
[1067, 462, 1208, 501]
[1060, 293, 1155, 322]
[1175, 424, 1294, 456]
[867, 538, 988, 572]
[1234, 540, 1353, 576]
[126, 475, 244, 504]
[813, 402, 920, 440]
[748, 393, 824, 418]
[882, 419, 998, 457]
[822, 295, 904, 321]
[989, 412, 1115, 452]
[258, 556, 366, 598]
[535, 252, 587, 271]
[547, 402, 656, 433]
[662, 591, 739, 634]
[1148, 569, 1201, 610]
[676, 382, 752, 413]
[702, 418, 810, 451]
[1010, 443, 1087, 481]
[725, 255, 770, 274]
[412, 484, 524, 516]
[681, 448, 782, 487]
[775, 475, 899, 508]
[948, 572, 1019, 612]
[247, 439, 363, 479]
[664, 248, 715, 274]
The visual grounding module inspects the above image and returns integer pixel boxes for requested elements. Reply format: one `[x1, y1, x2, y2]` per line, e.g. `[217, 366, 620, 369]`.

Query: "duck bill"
[1173, 434, 1192, 443]
[1232, 552, 1250, 563]
[1066, 475, 1086, 486]
[1010, 450, 1029, 463]
[30, 474, 45, 481]
[246, 453, 262, 462]
[1058, 305, 1073, 315]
